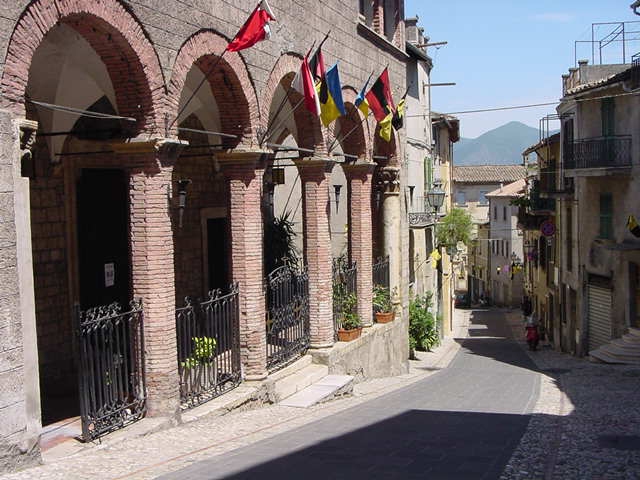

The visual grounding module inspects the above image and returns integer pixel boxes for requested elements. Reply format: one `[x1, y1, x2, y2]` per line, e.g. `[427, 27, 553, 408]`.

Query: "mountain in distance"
[454, 121, 547, 166]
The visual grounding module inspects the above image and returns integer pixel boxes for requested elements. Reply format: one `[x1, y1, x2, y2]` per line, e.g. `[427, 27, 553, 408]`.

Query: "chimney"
[405, 17, 419, 45]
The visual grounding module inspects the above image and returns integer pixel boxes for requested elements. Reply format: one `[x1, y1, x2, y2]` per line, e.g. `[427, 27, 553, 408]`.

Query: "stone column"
[379, 166, 402, 309]
[116, 138, 186, 418]
[219, 150, 267, 380]
[343, 162, 376, 327]
[295, 158, 335, 348]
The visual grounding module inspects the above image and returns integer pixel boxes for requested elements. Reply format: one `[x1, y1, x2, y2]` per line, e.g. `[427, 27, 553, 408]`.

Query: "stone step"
[271, 362, 329, 403]
[590, 347, 640, 365]
[279, 375, 354, 408]
[627, 327, 640, 338]
[611, 338, 640, 350]
[602, 344, 640, 359]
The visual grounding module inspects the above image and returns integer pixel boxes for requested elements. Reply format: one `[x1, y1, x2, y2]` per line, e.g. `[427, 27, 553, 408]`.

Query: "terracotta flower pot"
[375, 311, 395, 324]
[337, 326, 363, 342]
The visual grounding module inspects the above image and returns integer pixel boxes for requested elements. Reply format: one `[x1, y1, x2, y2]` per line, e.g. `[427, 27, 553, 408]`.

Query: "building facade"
[486, 179, 525, 307]
[0, 0, 413, 471]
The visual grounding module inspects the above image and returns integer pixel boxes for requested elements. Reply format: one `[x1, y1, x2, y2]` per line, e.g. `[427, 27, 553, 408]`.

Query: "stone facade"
[0, 0, 411, 472]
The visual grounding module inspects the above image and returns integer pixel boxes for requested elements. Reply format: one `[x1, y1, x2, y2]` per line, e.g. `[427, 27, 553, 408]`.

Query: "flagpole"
[261, 97, 304, 145]
[167, 49, 229, 133]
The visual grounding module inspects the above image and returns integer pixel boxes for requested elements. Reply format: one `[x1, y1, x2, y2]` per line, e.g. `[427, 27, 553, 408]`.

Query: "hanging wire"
[28, 100, 137, 122]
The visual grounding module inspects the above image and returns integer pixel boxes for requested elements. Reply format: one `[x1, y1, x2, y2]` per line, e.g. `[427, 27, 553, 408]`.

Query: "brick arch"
[261, 53, 324, 154]
[373, 125, 398, 167]
[1, 0, 164, 135]
[167, 30, 260, 149]
[333, 86, 372, 160]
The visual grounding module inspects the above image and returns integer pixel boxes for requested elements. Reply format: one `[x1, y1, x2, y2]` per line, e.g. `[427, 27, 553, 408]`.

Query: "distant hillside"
[454, 121, 543, 166]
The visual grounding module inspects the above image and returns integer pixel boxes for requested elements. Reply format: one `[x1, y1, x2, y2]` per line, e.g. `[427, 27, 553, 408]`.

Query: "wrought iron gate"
[74, 300, 146, 442]
[333, 258, 357, 334]
[176, 284, 241, 409]
[266, 265, 310, 371]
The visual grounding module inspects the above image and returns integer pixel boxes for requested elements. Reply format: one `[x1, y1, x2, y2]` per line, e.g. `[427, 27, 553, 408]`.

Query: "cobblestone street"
[2, 309, 639, 479]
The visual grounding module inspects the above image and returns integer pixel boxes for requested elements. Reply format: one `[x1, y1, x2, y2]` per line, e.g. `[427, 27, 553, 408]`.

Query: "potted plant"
[337, 292, 362, 341]
[180, 336, 217, 396]
[373, 285, 394, 323]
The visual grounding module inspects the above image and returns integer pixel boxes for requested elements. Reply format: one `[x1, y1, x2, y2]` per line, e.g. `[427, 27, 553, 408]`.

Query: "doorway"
[76, 169, 131, 309]
[202, 212, 229, 293]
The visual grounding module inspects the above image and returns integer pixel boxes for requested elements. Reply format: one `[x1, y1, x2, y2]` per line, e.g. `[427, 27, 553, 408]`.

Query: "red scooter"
[525, 321, 539, 351]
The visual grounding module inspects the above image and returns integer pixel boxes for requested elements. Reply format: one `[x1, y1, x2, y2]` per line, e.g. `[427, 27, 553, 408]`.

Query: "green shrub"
[409, 292, 439, 354]
[181, 336, 216, 369]
[372, 284, 392, 313]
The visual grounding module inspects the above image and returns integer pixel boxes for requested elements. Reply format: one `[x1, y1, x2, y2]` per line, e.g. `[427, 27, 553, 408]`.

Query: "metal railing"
[372, 256, 390, 313]
[333, 258, 358, 334]
[408, 196, 435, 228]
[266, 264, 310, 371]
[74, 299, 146, 442]
[632, 52, 640, 90]
[176, 285, 241, 410]
[566, 136, 632, 170]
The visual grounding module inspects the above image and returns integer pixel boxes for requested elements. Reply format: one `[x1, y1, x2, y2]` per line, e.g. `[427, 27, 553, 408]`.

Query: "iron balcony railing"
[176, 285, 241, 410]
[632, 53, 640, 90]
[529, 180, 555, 213]
[565, 136, 632, 170]
[408, 196, 435, 228]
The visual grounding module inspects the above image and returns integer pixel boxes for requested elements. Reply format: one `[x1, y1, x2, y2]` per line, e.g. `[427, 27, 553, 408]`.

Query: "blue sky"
[406, 0, 640, 138]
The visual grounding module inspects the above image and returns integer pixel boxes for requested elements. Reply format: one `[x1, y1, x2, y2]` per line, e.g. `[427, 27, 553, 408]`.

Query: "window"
[493, 205, 497, 220]
[501, 240, 504, 257]
[383, 0, 398, 42]
[503, 206, 507, 221]
[359, 0, 373, 27]
[409, 186, 415, 207]
[479, 191, 488, 206]
[455, 191, 466, 206]
[506, 241, 510, 258]
[601, 97, 615, 137]
[599, 193, 613, 240]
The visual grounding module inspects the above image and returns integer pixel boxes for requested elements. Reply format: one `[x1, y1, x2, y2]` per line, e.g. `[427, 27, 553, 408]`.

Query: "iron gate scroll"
[176, 284, 241, 409]
[74, 300, 146, 442]
[266, 265, 310, 371]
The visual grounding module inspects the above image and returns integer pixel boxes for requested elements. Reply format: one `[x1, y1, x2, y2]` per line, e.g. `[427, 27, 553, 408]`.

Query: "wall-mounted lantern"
[426, 186, 446, 213]
[334, 184, 342, 212]
[176, 178, 191, 228]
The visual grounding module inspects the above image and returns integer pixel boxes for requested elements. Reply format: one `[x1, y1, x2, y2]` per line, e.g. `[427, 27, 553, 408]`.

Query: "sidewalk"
[2, 310, 470, 480]
[501, 311, 640, 479]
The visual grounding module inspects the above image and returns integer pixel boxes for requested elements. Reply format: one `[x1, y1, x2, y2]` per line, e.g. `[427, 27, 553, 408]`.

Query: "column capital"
[17, 118, 38, 166]
[342, 161, 376, 179]
[216, 148, 271, 168]
[294, 157, 335, 177]
[377, 166, 401, 195]
[112, 138, 188, 162]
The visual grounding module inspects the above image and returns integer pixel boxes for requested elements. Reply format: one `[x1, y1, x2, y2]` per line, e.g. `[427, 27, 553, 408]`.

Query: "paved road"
[159, 310, 540, 480]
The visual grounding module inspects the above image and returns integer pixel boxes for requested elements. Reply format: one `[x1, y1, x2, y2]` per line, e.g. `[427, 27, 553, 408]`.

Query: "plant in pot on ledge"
[337, 292, 362, 341]
[373, 285, 394, 323]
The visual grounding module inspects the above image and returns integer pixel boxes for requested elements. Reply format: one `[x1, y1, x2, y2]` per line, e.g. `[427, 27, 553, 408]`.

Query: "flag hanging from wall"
[365, 68, 395, 122]
[392, 91, 407, 130]
[227, 0, 276, 52]
[354, 73, 372, 117]
[628, 215, 640, 237]
[308, 45, 326, 84]
[318, 62, 346, 127]
[378, 107, 393, 142]
[291, 54, 321, 115]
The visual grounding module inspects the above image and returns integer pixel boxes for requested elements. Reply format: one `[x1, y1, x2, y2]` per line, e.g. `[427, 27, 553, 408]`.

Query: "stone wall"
[310, 318, 409, 381]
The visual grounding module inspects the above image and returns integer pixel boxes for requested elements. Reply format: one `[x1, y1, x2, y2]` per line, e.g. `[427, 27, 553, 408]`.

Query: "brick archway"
[333, 86, 372, 160]
[167, 30, 260, 149]
[1, 0, 164, 135]
[261, 53, 324, 154]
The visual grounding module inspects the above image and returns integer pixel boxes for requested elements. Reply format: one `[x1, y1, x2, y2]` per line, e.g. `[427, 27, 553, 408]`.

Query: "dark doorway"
[207, 217, 229, 292]
[77, 169, 131, 309]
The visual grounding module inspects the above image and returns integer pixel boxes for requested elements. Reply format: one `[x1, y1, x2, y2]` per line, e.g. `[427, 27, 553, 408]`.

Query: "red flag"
[365, 68, 395, 122]
[227, 0, 276, 52]
[291, 55, 321, 116]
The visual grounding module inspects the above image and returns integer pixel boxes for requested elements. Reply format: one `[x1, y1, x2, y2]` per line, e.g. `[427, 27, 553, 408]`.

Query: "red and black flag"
[392, 89, 407, 131]
[365, 67, 395, 123]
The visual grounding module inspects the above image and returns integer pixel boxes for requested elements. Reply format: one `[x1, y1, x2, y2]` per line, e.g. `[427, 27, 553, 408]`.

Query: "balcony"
[565, 136, 632, 172]
[539, 169, 574, 198]
[408, 196, 436, 228]
[529, 180, 555, 214]
[517, 206, 544, 231]
[632, 53, 640, 90]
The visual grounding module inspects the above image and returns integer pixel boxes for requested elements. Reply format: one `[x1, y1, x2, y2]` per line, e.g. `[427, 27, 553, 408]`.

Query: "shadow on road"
[188, 410, 531, 480]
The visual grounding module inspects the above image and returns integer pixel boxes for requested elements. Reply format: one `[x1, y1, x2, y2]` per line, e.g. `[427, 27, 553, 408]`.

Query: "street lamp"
[426, 186, 446, 213]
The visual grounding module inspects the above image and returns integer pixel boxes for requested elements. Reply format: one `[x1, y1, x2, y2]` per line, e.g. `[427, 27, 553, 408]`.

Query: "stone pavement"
[501, 312, 640, 480]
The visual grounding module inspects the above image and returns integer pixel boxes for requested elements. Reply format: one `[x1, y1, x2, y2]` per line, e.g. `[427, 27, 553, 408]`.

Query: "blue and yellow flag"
[354, 73, 372, 117]
[317, 62, 346, 127]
